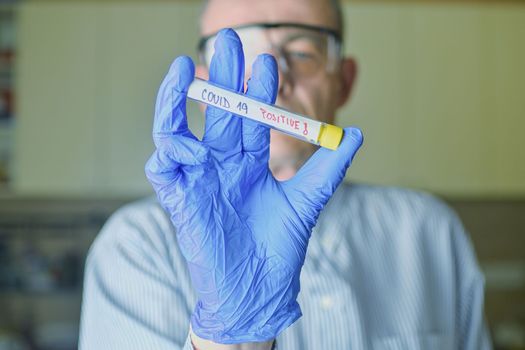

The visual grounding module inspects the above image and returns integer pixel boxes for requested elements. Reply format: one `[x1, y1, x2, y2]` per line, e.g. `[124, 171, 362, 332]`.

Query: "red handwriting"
[260, 107, 309, 135]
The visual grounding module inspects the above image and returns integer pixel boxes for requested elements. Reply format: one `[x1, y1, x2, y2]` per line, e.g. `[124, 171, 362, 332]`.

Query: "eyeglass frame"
[197, 22, 343, 75]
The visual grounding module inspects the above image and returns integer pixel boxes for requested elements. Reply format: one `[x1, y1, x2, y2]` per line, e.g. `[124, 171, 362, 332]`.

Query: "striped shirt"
[79, 182, 492, 349]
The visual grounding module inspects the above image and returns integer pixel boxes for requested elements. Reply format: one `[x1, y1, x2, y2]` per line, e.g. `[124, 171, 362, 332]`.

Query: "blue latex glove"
[145, 28, 363, 344]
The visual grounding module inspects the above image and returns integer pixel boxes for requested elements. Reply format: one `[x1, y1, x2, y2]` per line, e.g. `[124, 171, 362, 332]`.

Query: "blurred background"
[0, 0, 524, 349]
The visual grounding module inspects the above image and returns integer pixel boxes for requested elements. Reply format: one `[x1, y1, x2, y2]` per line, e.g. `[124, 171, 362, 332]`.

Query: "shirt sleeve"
[460, 273, 492, 350]
[79, 205, 195, 349]
[449, 209, 493, 350]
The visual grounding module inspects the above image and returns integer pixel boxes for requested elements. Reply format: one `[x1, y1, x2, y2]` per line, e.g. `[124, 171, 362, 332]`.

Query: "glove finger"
[243, 54, 278, 162]
[202, 28, 244, 156]
[145, 136, 209, 187]
[153, 55, 197, 146]
[283, 127, 363, 227]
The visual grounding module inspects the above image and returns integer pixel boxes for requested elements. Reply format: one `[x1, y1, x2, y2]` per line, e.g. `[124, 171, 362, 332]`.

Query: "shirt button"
[320, 296, 334, 310]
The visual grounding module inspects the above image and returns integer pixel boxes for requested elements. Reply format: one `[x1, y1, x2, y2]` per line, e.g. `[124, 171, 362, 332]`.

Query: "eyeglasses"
[198, 23, 342, 79]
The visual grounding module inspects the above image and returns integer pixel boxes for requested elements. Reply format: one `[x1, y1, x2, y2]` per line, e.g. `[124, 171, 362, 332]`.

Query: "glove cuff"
[190, 300, 301, 344]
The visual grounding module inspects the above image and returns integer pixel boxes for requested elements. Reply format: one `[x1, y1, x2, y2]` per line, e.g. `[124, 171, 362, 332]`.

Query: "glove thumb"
[283, 127, 363, 228]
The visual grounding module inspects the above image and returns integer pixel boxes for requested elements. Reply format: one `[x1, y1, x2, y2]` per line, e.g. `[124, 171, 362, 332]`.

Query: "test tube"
[187, 78, 343, 150]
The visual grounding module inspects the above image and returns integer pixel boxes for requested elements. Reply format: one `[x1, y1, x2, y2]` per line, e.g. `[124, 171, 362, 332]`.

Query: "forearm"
[190, 328, 275, 350]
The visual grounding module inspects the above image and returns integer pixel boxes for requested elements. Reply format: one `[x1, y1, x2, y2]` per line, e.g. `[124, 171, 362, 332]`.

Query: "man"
[79, 0, 492, 349]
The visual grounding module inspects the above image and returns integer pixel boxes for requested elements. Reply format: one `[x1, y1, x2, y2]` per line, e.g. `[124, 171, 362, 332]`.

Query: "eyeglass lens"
[202, 26, 338, 79]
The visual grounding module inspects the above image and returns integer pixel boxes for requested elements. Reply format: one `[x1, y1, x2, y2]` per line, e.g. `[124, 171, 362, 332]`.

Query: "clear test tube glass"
[187, 78, 343, 150]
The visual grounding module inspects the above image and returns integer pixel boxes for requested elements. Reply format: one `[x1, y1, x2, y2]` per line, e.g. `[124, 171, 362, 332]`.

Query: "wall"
[13, 2, 525, 197]
[341, 3, 525, 197]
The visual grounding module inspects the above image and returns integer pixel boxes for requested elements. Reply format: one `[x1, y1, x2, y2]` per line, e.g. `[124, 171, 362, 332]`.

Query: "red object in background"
[0, 48, 14, 119]
[0, 88, 13, 119]
[0, 49, 14, 64]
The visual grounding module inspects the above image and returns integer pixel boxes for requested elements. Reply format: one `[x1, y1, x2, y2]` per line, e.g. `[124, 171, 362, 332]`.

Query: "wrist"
[191, 290, 301, 344]
[190, 327, 274, 350]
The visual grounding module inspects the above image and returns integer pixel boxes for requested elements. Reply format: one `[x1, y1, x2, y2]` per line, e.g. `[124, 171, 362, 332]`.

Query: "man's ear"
[196, 64, 209, 80]
[337, 57, 357, 108]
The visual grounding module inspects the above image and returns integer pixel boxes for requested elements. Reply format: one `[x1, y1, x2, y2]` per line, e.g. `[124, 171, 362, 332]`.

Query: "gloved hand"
[145, 28, 363, 344]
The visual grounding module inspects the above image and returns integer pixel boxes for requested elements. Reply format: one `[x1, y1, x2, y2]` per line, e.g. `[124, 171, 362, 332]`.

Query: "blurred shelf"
[0, 289, 82, 298]
[0, 4, 16, 12]
[0, 218, 109, 236]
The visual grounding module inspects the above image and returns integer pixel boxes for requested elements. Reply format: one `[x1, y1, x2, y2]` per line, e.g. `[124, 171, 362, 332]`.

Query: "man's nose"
[274, 54, 293, 98]
[244, 51, 293, 97]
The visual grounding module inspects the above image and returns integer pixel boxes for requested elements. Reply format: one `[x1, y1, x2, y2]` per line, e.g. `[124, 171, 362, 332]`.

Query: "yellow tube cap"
[318, 124, 343, 150]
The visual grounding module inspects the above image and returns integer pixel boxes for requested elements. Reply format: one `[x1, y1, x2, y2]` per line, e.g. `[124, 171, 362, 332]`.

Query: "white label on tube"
[187, 78, 321, 144]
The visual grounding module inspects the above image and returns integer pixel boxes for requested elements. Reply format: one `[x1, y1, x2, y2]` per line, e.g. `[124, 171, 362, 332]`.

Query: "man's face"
[199, 0, 355, 180]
